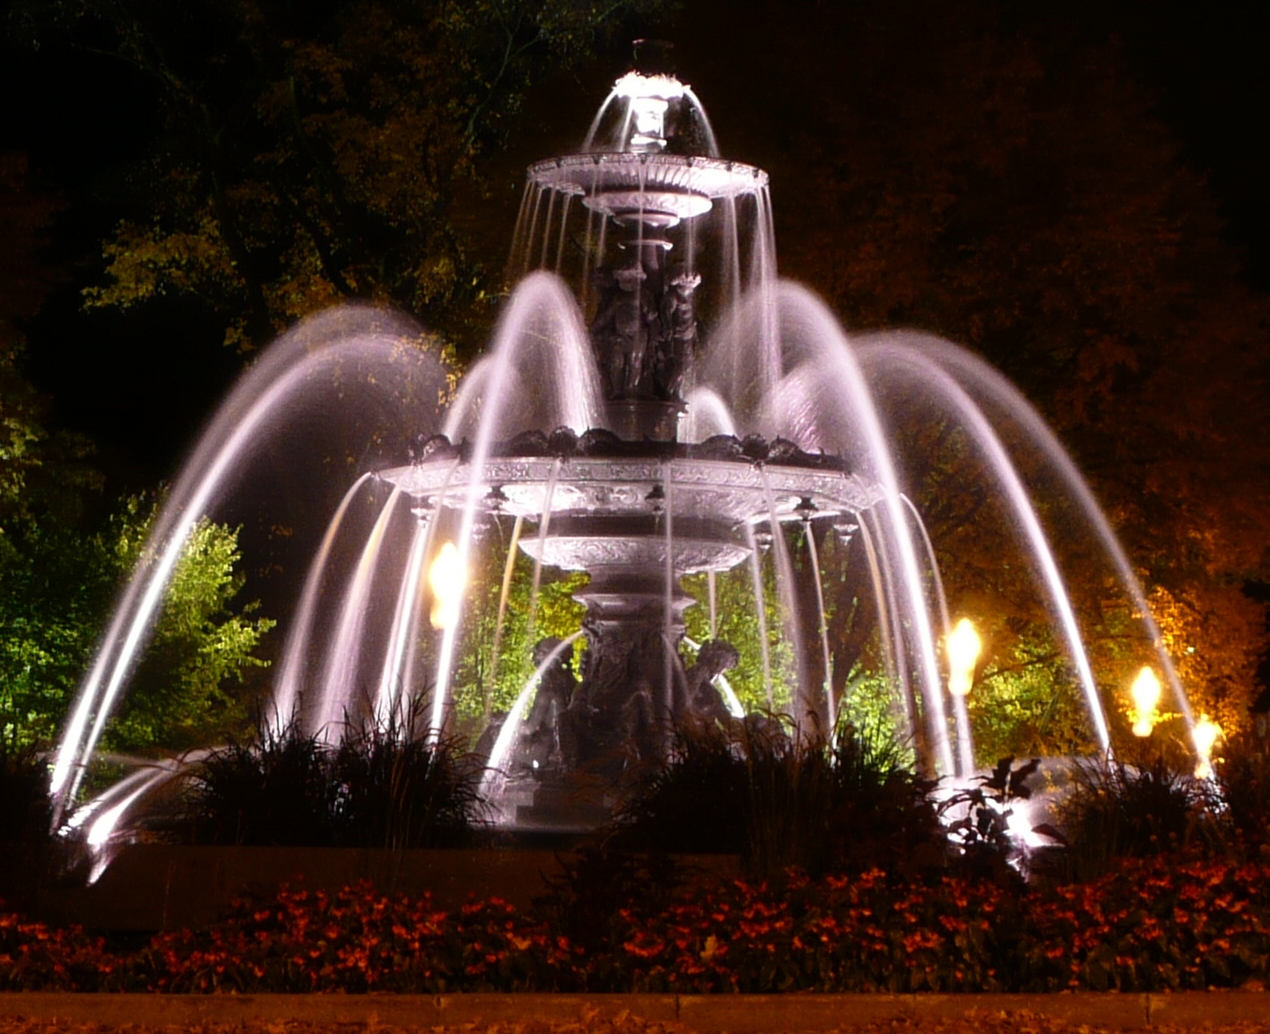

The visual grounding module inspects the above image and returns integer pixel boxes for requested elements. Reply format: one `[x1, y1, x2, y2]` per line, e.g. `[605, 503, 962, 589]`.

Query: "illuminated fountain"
[52, 54, 1199, 843]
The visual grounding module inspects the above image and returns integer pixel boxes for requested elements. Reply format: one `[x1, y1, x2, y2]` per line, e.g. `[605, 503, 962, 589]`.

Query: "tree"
[0, 154, 58, 516]
[19, 0, 667, 355]
[0, 154, 101, 746]
[687, 0, 1270, 747]
[0, 494, 275, 751]
[0, 153, 98, 523]
[98, 496, 275, 752]
[452, 544, 587, 731]
[0, 155, 273, 751]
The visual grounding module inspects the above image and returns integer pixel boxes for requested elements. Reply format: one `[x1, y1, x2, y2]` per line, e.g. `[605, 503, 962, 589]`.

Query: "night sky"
[2, 0, 1267, 490]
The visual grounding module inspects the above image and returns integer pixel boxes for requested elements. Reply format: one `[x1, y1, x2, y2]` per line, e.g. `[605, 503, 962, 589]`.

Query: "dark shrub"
[181, 723, 337, 845]
[823, 724, 947, 877]
[0, 741, 52, 845]
[609, 718, 750, 857]
[180, 718, 485, 847]
[0, 742, 60, 909]
[611, 716, 946, 878]
[1048, 755, 1209, 882]
[331, 724, 485, 848]
[1215, 729, 1270, 849]
[940, 756, 1041, 887]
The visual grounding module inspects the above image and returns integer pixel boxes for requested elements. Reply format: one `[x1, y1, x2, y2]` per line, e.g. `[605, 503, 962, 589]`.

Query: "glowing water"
[859, 331, 1195, 739]
[54, 61, 1199, 851]
[856, 338, 1112, 751]
[430, 274, 604, 740]
[312, 484, 405, 737]
[479, 631, 586, 808]
[273, 472, 374, 727]
[53, 309, 449, 815]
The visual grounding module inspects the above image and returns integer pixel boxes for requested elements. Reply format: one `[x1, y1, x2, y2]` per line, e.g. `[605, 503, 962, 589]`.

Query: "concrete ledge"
[678, 994, 1154, 1030]
[0, 994, 447, 1025]
[679, 994, 914, 1030]
[1146, 992, 1270, 1026]
[4, 992, 1270, 1029]
[910, 994, 1150, 1028]
[436, 995, 679, 1025]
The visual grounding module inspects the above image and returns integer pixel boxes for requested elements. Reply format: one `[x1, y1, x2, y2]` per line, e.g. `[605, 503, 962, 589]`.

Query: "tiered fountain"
[50, 48, 1196, 846]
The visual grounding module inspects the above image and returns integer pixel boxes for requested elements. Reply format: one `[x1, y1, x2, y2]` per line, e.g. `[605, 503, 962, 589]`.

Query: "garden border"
[3, 992, 1269, 1029]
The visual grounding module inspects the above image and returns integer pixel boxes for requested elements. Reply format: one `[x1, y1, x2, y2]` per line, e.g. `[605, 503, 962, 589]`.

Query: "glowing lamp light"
[1193, 715, 1222, 781]
[946, 618, 981, 697]
[1130, 666, 1162, 737]
[427, 542, 465, 630]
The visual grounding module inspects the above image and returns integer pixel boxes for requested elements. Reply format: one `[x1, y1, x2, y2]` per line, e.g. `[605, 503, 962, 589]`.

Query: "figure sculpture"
[676, 638, 739, 725]
[518, 637, 579, 772]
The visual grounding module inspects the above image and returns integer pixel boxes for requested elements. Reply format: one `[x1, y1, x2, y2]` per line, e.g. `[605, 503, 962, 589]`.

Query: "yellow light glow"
[946, 618, 981, 697]
[427, 542, 465, 630]
[1193, 715, 1222, 780]
[1130, 666, 1162, 737]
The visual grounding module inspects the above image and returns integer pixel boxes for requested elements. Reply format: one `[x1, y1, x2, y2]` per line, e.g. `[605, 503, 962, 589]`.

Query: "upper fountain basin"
[530, 153, 767, 225]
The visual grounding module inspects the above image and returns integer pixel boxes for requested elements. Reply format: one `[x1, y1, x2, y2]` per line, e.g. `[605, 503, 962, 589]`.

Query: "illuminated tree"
[0, 157, 273, 750]
[100, 497, 275, 752]
[718, 0, 1270, 743]
[1, 494, 274, 751]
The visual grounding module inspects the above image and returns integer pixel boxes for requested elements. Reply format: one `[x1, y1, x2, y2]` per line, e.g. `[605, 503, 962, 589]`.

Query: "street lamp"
[1130, 666, 1162, 737]
[946, 618, 981, 697]
[428, 541, 465, 630]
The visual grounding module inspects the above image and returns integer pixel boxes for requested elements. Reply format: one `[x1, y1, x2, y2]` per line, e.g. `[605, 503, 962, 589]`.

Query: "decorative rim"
[380, 453, 881, 525]
[530, 153, 768, 201]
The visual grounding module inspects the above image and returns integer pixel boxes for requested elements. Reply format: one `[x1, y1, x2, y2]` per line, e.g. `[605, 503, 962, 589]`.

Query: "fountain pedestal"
[378, 66, 883, 812]
[384, 440, 880, 802]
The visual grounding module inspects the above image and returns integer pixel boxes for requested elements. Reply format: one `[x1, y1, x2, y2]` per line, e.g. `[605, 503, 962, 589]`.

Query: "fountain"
[51, 48, 1199, 845]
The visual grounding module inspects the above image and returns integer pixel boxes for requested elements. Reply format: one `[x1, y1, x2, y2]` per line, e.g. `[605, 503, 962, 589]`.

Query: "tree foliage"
[453, 539, 587, 729]
[709, 0, 1270, 744]
[0, 154, 59, 514]
[100, 496, 275, 752]
[0, 154, 98, 522]
[0, 152, 105, 746]
[23, 0, 667, 353]
[0, 494, 274, 751]
[1, 154, 272, 751]
[682, 562, 796, 716]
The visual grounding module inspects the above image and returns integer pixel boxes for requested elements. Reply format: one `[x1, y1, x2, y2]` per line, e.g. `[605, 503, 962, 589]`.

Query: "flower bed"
[5, 853, 1270, 993]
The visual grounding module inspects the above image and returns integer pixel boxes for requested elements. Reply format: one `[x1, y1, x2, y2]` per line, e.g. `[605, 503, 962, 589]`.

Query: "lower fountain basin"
[518, 514, 748, 574]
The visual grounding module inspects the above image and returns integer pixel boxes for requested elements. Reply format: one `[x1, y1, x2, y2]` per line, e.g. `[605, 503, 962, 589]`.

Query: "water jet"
[53, 53, 1198, 849]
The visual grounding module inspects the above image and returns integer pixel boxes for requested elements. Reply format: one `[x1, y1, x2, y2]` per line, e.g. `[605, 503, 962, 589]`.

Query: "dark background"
[2, 0, 1267, 489]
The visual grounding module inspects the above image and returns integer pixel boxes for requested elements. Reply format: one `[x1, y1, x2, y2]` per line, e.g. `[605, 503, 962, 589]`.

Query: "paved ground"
[5, 998, 1270, 1034]
[4, 1017, 1270, 1034]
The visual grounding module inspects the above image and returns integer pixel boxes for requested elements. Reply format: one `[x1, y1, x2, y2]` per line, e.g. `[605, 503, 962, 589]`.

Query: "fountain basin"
[381, 447, 880, 526]
[530, 153, 768, 208]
